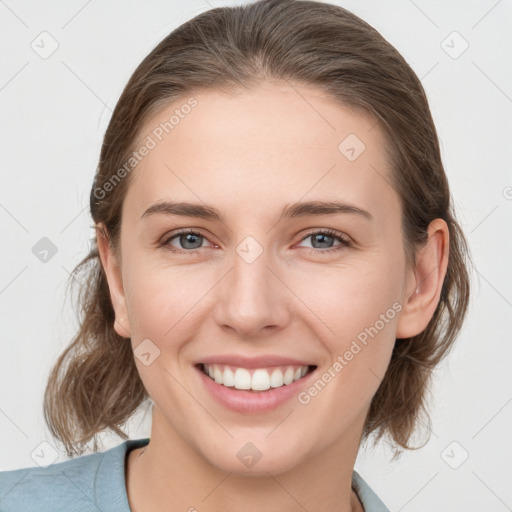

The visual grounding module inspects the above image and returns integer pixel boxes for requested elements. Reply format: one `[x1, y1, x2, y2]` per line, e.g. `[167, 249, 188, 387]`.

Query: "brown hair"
[43, 0, 472, 457]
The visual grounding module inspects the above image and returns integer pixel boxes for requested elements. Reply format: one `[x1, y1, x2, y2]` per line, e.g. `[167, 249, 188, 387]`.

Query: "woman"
[0, 1, 471, 511]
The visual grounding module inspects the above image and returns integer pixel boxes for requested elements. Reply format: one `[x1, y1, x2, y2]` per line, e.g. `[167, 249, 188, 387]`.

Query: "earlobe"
[395, 219, 449, 340]
[114, 317, 131, 339]
[96, 223, 132, 339]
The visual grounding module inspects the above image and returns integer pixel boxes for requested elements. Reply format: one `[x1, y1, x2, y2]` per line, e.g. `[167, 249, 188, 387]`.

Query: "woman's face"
[103, 82, 420, 474]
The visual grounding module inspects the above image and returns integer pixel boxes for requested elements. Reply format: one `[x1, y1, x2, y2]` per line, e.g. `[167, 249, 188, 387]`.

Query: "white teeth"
[251, 369, 271, 391]
[234, 368, 251, 390]
[283, 367, 295, 385]
[270, 368, 284, 388]
[223, 366, 235, 387]
[214, 366, 223, 384]
[202, 363, 311, 391]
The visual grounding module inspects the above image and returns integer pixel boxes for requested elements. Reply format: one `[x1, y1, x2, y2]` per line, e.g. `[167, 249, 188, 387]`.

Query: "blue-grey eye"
[164, 231, 207, 251]
[176, 232, 204, 249]
[310, 233, 335, 249]
[297, 230, 350, 252]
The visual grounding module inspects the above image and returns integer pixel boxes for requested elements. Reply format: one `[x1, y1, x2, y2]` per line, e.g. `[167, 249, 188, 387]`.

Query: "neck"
[126, 407, 366, 512]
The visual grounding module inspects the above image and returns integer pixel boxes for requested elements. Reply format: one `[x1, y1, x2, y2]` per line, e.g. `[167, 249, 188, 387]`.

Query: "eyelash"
[299, 228, 352, 254]
[160, 228, 352, 256]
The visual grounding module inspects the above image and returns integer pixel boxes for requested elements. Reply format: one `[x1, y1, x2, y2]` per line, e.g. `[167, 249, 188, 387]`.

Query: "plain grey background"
[1, 1, 511, 510]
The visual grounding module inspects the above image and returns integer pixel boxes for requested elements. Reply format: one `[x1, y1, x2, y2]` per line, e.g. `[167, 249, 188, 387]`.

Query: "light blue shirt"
[0, 438, 390, 511]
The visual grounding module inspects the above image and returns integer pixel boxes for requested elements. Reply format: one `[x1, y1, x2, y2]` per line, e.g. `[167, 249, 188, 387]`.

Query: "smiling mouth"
[198, 363, 317, 392]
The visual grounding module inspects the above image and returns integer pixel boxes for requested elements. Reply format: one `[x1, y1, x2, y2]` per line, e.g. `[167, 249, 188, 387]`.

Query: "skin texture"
[97, 82, 449, 512]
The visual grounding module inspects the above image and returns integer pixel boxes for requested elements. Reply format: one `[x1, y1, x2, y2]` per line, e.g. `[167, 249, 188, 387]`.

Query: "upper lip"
[196, 354, 316, 369]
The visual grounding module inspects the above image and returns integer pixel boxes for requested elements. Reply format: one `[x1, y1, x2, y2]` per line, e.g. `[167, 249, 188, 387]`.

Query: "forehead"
[123, 83, 397, 225]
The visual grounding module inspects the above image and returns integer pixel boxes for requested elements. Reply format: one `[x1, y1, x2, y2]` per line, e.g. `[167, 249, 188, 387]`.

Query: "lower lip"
[195, 365, 316, 414]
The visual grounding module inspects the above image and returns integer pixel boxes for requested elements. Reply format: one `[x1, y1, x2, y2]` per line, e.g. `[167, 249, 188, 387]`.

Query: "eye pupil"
[312, 233, 334, 249]
[180, 233, 202, 249]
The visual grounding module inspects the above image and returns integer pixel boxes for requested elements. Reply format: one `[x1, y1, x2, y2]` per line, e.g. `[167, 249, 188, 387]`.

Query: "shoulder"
[352, 470, 391, 512]
[0, 437, 150, 512]
[0, 450, 107, 512]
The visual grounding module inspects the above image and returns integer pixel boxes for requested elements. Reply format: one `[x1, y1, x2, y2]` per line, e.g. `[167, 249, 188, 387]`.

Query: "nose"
[212, 247, 291, 339]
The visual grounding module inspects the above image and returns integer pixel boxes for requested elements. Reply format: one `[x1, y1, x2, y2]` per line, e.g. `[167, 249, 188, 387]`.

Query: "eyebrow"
[140, 200, 373, 222]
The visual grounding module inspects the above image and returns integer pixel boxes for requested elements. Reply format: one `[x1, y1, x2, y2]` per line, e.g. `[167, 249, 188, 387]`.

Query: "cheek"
[288, 257, 402, 415]
[121, 264, 211, 401]
[123, 260, 215, 343]
[288, 257, 403, 344]
[295, 268, 401, 441]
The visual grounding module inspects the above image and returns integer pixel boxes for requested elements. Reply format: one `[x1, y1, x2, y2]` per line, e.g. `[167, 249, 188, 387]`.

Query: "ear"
[396, 218, 449, 339]
[96, 223, 132, 339]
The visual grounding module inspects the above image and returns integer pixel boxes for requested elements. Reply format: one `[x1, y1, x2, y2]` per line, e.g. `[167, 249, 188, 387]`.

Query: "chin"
[199, 437, 309, 477]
